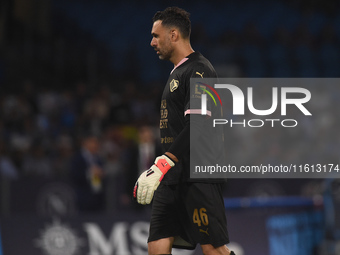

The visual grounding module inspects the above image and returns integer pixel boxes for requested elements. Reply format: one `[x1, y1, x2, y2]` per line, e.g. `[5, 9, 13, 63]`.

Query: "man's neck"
[170, 42, 194, 66]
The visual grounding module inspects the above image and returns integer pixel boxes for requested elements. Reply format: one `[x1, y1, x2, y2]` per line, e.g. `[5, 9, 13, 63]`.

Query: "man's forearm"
[165, 152, 179, 163]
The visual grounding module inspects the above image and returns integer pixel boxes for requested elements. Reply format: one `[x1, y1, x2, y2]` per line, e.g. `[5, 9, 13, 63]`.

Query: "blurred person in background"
[123, 125, 161, 210]
[83, 87, 111, 136]
[70, 134, 105, 212]
[0, 139, 18, 180]
[136, 126, 161, 176]
[100, 125, 125, 212]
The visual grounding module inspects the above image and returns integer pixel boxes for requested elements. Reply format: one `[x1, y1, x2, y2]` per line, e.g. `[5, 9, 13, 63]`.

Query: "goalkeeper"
[133, 7, 234, 255]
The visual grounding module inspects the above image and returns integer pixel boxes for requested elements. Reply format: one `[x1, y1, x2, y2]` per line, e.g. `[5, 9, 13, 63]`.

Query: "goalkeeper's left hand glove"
[133, 155, 175, 205]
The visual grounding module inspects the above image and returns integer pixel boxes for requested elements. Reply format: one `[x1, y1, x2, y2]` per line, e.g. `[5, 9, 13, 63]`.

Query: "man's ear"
[170, 29, 179, 42]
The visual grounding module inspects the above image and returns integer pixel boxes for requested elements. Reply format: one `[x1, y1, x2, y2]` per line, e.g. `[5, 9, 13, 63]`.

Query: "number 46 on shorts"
[193, 208, 209, 227]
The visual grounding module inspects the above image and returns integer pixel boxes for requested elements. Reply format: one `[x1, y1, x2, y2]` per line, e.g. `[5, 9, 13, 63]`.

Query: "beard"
[155, 39, 173, 61]
[158, 49, 172, 60]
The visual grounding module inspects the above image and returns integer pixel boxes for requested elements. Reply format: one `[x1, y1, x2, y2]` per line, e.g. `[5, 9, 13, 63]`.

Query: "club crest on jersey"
[170, 79, 179, 92]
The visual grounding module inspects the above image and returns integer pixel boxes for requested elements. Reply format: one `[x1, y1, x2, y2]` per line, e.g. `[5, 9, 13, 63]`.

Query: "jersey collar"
[170, 52, 200, 74]
[170, 57, 189, 74]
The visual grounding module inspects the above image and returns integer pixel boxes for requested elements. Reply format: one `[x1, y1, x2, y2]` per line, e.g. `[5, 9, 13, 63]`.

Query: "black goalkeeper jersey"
[159, 52, 219, 184]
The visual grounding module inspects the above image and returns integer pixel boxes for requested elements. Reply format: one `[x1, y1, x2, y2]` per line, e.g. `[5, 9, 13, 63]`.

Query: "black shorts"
[148, 182, 229, 249]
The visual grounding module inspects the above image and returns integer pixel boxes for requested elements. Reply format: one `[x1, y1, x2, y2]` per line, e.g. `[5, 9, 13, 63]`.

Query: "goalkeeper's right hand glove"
[133, 155, 175, 205]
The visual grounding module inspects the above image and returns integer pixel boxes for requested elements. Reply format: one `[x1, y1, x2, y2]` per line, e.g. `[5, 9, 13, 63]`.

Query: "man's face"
[150, 20, 174, 61]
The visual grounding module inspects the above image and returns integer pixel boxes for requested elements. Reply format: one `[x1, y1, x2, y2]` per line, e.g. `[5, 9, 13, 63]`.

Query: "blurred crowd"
[1, 76, 339, 213]
[0, 78, 164, 211]
[1, 0, 340, 214]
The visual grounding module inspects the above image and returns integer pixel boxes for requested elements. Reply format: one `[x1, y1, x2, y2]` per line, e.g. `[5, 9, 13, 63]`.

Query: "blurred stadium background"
[0, 0, 340, 254]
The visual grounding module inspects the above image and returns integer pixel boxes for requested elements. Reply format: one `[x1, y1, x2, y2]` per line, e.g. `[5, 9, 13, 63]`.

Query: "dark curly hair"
[152, 7, 191, 39]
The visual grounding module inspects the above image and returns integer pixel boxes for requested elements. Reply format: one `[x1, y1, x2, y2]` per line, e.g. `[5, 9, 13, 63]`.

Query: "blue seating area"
[52, 0, 340, 81]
